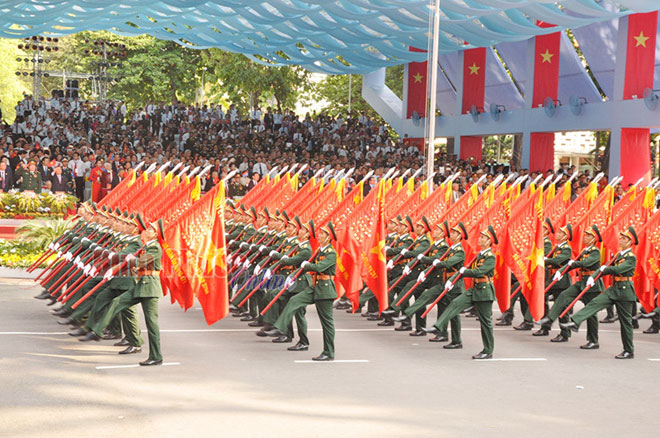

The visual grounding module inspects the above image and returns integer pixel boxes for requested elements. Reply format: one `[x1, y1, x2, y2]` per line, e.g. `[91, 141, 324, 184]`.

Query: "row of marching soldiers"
[227, 201, 651, 360]
[33, 202, 166, 366]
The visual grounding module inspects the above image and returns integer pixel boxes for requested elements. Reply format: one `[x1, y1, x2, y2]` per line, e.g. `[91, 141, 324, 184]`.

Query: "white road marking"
[479, 358, 547, 362]
[647, 359, 660, 361]
[0, 332, 68, 335]
[95, 362, 181, 370]
[294, 359, 369, 363]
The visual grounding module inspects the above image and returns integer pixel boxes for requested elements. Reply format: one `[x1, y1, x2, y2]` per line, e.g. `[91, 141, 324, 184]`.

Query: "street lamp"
[201, 66, 207, 105]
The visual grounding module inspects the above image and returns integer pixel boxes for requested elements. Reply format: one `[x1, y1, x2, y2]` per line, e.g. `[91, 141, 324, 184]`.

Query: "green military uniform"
[570, 248, 637, 354]
[545, 245, 602, 342]
[90, 239, 163, 361]
[15, 167, 42, 192]
[262, 237, 311, 343]
[409, 242, 465, 344]
[274, 243, 337, 358]
[433, 248, 496, 355]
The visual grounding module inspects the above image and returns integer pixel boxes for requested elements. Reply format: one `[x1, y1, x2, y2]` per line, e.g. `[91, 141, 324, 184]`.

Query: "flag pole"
[425, 0, 441, 191]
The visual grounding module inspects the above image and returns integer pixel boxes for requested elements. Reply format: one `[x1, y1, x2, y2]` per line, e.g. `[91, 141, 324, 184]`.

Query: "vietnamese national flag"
[623, 12, 658, 100]
[532, 23, 560, 107]
[362, 180, 388, 312]
[502, 188, 545, 319]
[196, 182, 229, 325]
[462, 48, 486, 114]
[407, 47, 428, 119]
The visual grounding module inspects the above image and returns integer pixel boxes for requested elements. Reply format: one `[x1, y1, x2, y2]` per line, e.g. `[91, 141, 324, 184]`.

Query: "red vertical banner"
[461, 47, 486, 114]
[407, 47, 428, 118]
[529, 133, 554, 172]
[531, 24, 560, 173]
[620, 128, 652, 187]
[623, 12, 658, 100]
[460, 136, 483, 161]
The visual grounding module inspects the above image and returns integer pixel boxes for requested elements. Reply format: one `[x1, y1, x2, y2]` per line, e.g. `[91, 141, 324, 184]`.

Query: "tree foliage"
[0, 38, 30, 122]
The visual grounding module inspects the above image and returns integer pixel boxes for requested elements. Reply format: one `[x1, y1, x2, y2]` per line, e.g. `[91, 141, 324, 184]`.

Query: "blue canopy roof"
[0, 0, 657, 73]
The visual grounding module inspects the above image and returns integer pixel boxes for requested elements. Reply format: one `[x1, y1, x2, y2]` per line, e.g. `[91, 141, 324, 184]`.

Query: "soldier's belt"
[580, 269, 595, 276]
[443, 271, 457, 281]
[473, 278, 491, 284]
[137, 270, 161, 277]
[613, 276, 632, 282]
[311, 273, 332, 280]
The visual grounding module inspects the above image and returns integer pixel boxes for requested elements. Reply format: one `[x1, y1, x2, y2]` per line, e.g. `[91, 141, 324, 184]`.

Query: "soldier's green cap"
[293, 215, 303, 231]
[403, 215, 414, 232]
[323, 221, 337, 241]
[560, 223, 573, 241]
[122, 210, 129, 218]
[150, 219, 165, 241]
[239, 204, 247, 213]
[261, 207, 271, 222]
[114, 207, 121, 215]
[544, 218, 555, 234]
[452, 222, 468, 240]
[282, 210, 291, 223]
[586, 224, 602, 242]
[480, 225, 498, 245]
[307, 219, 316, 240]
[620, 226, 638, 245]
[249, 206, 258, 221]
[135, 213, 147, 232]
[419, 216, 432, 233]
[436, 220, 450, 238]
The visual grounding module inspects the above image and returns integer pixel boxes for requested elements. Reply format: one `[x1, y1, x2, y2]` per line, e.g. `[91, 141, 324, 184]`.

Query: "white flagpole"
[426, 0, 441, 191]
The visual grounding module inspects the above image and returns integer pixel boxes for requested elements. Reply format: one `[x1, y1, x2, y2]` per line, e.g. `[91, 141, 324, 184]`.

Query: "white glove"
[264, 269, 272, 280]
[107, 252, 116, 261]
[567, 260, 575, 266]
[284, 276, 294, 288]
[459, 267, 466, 274]
[57, 251, 62, 258]
[386, 259, 394, 270]
[64, 252, 73, 261]
[417, 272, 426, 283]
[417, 253, 424, 261]
[586, 276, 595, 287]
[240, 242, 248, 249]
[243, 259, 251, 268]
[76, 260, 84, 269]
[301, 261, 309, 269]
[269, 250, 278, 258]
[74, 256, 81, 264]
[54, 243, 60, 250]
[384, 245, 390, 251]
[400, 249, 408, 256]
[103, 268, 114, 281]
[82, 238, 90, 243]
[552, 271, 562, 282]
[259, 245, 267, 252]
[402, 266, 411, 276]
[125, 254, 136, 262]
[249, 243, 256, 250]
[444, 280, 453, 291]
[48, 243, 54, 250]
[83, 264, 91, 276]
[253, 265, 261, 275]
[234, 256, 242, 265]
[599, 265, 606, 273]
[89, 266, 97, 277]
[432, 259, 441, 267]
[228, 239, 235, 246]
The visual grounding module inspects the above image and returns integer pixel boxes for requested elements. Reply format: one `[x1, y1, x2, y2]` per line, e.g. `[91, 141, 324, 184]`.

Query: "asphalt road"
[1, 278, 658, 438]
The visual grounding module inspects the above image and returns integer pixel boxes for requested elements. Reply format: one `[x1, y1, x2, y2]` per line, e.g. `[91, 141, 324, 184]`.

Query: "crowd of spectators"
[0, 94, 648, 205]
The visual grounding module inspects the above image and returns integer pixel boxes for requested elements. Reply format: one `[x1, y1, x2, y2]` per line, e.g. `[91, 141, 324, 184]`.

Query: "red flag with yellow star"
[501, 188, 545, 319]
[196, 182, 229, 325]
[532, 22, 560, 108]
[407, 47, 427, 119]
[636, 209, 660, 310]
[363, 179, 388, 312]
[623, 12, 658, 100]
[462, 48, 486, 114]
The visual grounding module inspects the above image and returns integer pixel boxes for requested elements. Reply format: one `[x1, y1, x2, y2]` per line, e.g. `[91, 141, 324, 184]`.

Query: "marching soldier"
[424, 226, 498, 359]
[561, 226, 638, 359]
[537, 225, 602, 347]
[392, 221, 465, 347]
[266, 221, 338, 361]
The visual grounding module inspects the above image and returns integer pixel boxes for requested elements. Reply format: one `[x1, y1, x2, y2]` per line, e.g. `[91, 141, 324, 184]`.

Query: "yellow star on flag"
[540, 49, 554, 63]
[370, 239, 386, 263]
[634, 31, 650, 48]
[468, 63, 480, 75]
[206, 243, 226, 274]
[526, 243, 544, 274]
[413, 72, 423, 83]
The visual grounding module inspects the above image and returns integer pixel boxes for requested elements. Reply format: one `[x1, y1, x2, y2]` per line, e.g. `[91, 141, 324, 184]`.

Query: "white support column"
[520, 37, 537, 170]
[452, 50, 466, 159]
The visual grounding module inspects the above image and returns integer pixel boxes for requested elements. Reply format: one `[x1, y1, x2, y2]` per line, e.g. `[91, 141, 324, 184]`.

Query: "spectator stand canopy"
[2, 0, 660, 182]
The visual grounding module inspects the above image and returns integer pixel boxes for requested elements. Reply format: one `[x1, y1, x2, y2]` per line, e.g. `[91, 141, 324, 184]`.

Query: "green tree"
[0, 38, 31, 122]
